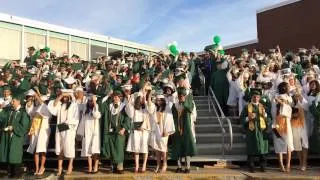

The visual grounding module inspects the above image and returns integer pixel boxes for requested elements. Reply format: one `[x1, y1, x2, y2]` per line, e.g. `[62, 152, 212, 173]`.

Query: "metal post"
[21, 25, 25, 62]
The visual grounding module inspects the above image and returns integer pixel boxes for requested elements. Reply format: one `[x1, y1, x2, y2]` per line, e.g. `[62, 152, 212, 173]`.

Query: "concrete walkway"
[1, 166, 320, 179]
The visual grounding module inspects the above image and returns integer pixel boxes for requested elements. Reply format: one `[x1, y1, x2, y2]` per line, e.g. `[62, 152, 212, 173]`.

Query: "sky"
[0, 0, 285, 51]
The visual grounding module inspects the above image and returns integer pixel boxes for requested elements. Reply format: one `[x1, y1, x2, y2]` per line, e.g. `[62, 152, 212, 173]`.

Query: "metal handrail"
[208, 86, 233, 157]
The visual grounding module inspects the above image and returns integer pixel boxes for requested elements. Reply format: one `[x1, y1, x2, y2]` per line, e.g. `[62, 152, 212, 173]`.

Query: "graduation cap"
[177, 87, 187, 96]
[28, 46, 36, 51]
[112, 90, 122, 97]
[3, 85, 11, 91]
[40, 46, 50, 53]
[12, 93, 25, 103]
[250, 88, 262, 96]
[71, 54, 80, 59]
[298, 48, 307, 54]
[280, 68, 292, 76]
[64, 76, 76, 85]
[121, 84, 132, 90]
[25, 89, 36, 96]
[269, 49, 276, 53]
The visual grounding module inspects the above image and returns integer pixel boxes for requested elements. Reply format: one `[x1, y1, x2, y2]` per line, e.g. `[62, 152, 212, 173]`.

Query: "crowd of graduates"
[206, 45, 320, 173]
[0, 46, 199, 178]
[1, 42, 320, 178]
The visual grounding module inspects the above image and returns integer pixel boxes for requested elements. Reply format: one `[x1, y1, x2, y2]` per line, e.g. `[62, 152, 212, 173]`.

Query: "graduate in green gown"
[171, 87, 196, 174]
[309, 97, 320, 154]
[240, 88, 270, 173]
[101, 91, 131, 174]
[0, 94, 31, 178]
[210, 58, 229, 115]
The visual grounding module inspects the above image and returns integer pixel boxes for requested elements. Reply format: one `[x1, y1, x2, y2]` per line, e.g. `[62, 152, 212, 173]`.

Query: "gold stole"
[28, 113, 43, 135]
[276, 115, 287, 135]
[291, 107, 304, 128]
[247, 103, 266, 131]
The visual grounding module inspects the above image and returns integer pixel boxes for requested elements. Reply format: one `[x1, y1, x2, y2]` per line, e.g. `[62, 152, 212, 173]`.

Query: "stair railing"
[208, 86, 233, 158]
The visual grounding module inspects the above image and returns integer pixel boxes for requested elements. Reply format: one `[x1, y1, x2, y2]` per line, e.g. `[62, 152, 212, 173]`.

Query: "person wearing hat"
[0, 94, 31, 178]
[101, 90, 131, 174]
[240, 88, 270, 173]
[24, 46, 36, 66]
[25, 89, 52, 176]
[163, 82, 176, 104]
[171, 87, 196, 173]
[210, 58, 230, 115]
[47, 89, 80, 175]
[76, 94, 101, 173]
[272, 82, 294, 172]
[148, 93, 175, 173]
[0, 86, 12, 109]
[125, 89, 151, 173]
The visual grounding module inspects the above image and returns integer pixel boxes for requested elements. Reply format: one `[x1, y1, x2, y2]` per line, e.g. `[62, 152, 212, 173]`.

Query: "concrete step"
[195, 104, 210, 110]
[196, 110, 215, 116]
[196, 133, 245, 144]
[196, 116, 240, 125]
[193, 96, 208, 101]
[196, 143, 246, 155]
[195, 124, 242, 133]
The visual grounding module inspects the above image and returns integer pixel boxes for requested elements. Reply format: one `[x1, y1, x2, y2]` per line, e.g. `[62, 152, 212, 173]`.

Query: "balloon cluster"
[167, 41, 180, 56]
[212, 35, 225, 55]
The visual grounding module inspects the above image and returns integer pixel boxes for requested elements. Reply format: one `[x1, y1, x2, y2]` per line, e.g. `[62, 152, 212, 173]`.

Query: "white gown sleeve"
[37, 103, 52, 119]
[92, 105, 101, 119]
[164, 108, 175, 135]
[47, 100, 59, 116]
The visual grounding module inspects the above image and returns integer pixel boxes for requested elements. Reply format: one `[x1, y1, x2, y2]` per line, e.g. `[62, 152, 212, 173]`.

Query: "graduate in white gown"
[25, 89, 51, 176]
[272, 82, 294, 172]
[77, 94, 101, 173]
[48, 89, 79, 175]
[126, 89, 151, 173]
[148, 94, 175, 173]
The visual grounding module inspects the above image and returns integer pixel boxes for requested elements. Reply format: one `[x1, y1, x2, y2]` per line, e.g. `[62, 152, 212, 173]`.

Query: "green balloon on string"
[213, 35, 221, 44]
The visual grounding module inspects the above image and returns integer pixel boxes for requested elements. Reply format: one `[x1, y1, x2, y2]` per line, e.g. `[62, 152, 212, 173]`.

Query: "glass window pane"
[24, 32, 46, 53]
[91, 45, 106, 60]
[124, 46, 137, 53]
[0, 27, 21, 63]
[71, 41, 88, 60]
[108, 48, 122, 58]
[50, 37, 68, 57]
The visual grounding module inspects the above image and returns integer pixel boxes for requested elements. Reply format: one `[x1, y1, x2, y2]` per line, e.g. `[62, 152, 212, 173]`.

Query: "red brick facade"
[218, 0, 320, 56]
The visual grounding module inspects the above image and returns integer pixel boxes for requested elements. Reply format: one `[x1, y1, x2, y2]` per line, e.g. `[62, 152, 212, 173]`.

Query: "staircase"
[193, 96, 247, 162]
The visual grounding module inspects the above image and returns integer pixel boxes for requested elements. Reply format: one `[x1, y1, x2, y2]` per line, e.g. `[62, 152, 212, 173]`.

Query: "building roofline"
[224, 39, 258, 50]
[256, 0, 302, 14]
[0, 12, 159, 52]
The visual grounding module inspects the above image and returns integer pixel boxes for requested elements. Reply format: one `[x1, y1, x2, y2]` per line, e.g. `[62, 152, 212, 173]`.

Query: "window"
[24, 32, 46, 53]
[50, 37, 68, 57]
[71, 41, 88, 60]
[91, 40, 106, 60]
[108, 43, 123, 58]
[124, 46, 137, 56]
[0, 27, 21, 62]
[71, 36, 88, 60]
[49, 32, 69, 57]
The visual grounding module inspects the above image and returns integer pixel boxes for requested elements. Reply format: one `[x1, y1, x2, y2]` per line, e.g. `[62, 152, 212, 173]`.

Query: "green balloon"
[169, 45, 177, 54]
[213, 36, 221, 44]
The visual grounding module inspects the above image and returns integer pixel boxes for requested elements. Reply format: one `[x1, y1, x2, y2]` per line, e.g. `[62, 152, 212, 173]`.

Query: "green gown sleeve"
[12, 111, 30, 137]
[183, 94, 194, 113]
[240, 106, 249, 130]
